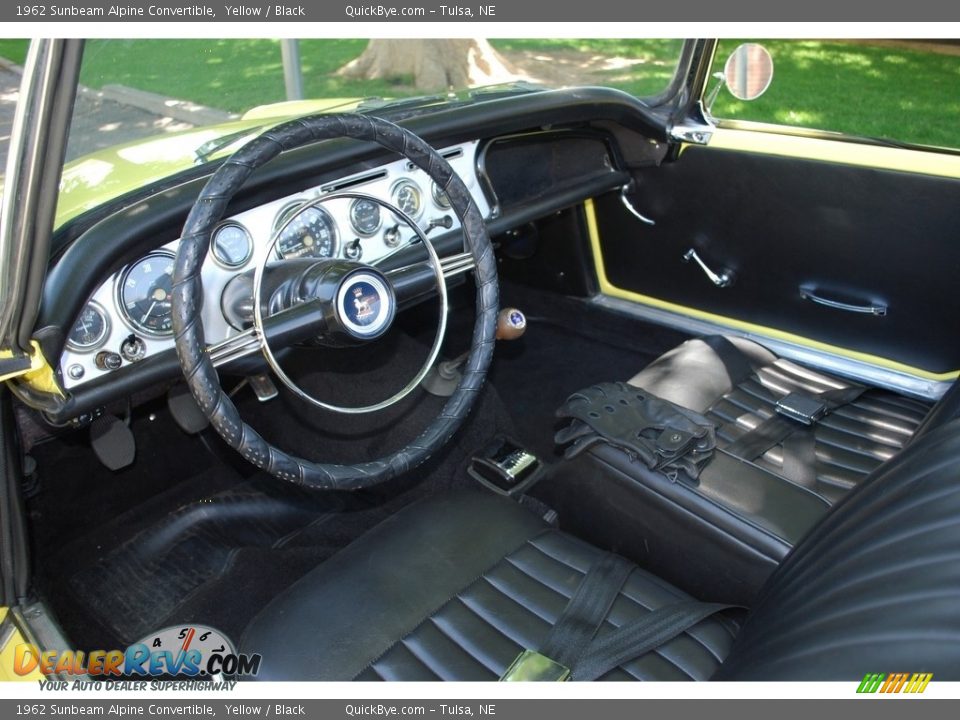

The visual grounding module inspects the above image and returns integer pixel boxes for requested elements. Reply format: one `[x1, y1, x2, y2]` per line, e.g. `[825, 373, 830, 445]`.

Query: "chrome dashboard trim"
[59, 139, 488, 391]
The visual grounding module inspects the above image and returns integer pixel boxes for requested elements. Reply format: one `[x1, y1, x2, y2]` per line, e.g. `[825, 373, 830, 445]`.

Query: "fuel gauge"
[212, 223, 253, 268]
[391, 180, 423, 220]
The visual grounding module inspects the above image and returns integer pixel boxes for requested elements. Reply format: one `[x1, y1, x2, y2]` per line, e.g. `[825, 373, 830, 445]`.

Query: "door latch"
[683, 248, 735, 288]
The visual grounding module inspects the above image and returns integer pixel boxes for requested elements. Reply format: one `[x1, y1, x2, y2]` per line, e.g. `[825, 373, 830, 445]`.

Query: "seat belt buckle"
[776, 392, 829, 425]
[499, 650, 571, 682]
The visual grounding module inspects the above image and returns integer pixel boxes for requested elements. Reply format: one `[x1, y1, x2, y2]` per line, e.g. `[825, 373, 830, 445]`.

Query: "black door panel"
[593, 145, 960, 374]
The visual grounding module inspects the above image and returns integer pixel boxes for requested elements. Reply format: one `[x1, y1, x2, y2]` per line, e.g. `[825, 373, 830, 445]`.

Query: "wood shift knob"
[496, 308, 526, 340]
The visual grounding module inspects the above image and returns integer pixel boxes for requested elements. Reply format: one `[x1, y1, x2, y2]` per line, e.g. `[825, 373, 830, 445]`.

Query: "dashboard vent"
[406, 147, 462, 171]
[321, 170, 387, 193]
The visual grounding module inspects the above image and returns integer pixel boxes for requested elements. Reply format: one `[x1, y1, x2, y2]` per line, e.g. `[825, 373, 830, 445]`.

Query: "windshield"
[0, 38, 685, 226]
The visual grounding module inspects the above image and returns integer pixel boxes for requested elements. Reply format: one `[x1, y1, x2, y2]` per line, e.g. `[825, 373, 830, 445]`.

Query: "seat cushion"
[629, 337, 931, 503]
[241, 490, 737, 681]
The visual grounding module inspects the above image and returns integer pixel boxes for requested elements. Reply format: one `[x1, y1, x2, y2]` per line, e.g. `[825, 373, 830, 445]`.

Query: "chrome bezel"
[273, 201, 340, 260]
[65, 300, 111, 352]
[211, 222, 253, 269]
[348, 197, 383, 237]
[390, 178, 424, 220]
[431, 180, 452, 209]
[115, 250, 177, 338]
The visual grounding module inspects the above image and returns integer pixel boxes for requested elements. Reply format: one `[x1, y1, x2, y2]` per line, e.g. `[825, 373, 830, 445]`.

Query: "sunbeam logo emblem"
[338, 271, 394, 339]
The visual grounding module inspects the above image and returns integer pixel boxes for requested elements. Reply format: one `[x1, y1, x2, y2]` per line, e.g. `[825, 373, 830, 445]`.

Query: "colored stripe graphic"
[857, 672, 932, 694]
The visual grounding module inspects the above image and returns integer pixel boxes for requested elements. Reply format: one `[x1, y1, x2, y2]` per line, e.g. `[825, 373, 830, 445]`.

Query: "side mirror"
[706, 43, 774, 111]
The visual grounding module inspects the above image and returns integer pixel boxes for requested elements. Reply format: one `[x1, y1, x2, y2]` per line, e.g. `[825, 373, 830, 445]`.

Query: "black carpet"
[492, 282, 689, 459]
[26, 282, 688, 652]
[28, 325, 515, 650]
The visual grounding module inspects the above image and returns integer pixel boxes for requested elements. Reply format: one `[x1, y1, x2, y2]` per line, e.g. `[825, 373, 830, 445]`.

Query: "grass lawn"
[710, 39, 960, 150]
[1, 38, 957, 150]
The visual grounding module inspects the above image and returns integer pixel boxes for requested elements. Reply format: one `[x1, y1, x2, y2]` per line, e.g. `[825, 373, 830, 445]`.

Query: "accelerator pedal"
[168, 385, 209, 435]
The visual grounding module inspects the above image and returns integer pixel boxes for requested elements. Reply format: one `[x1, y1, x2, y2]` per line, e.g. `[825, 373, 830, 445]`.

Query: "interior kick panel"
[593, 147, 960, 374]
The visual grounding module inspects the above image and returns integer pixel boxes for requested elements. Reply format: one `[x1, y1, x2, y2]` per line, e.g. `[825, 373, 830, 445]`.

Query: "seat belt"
[701, 335, 866, 487]
[700, 335, 756, 389]
[538, 553, 634, 669]
[725, 385, 866, 461]
[571, 600, 736, 681]
[501, 552, 736, 681]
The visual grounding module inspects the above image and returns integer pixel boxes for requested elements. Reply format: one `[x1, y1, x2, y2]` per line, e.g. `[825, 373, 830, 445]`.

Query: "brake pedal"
[90, 414, 136, 471]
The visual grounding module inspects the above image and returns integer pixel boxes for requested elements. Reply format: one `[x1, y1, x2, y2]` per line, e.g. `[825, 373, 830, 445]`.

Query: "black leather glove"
[555, 382, 717, 481]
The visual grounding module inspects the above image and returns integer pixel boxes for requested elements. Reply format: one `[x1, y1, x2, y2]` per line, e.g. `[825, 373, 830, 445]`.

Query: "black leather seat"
[628, 336, 933, 503]
[241, 419, 960, 681]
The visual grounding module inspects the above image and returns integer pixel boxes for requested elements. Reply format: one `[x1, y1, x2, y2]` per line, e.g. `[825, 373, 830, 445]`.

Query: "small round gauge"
[391, 180, 423, 219]
[432, 181, 451, 209]
[118, 251, 176, 337]
[275, 205, 339, 260]
[67, 301, 110, 352]
[349, 198, 382, 236]
[211, 223, 253, 268]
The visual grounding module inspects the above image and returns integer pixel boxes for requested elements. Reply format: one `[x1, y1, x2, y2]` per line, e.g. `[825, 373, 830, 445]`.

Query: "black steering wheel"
[171, 114, 498, 490]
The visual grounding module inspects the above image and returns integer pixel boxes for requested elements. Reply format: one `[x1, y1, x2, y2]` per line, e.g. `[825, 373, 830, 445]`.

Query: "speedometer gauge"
[118, 251, 176, 337]
[275, 204, 339, 260]
[67, 301, 110, 352]
[349, 198, 382, 236]
[391, 180, 423, 219]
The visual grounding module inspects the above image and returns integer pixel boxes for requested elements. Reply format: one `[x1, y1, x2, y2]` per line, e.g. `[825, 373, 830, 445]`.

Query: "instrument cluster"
[60, 140, 488, 390]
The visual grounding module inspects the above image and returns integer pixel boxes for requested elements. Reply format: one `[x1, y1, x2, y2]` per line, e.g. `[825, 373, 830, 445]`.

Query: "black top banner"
[2, 0, 960, 22]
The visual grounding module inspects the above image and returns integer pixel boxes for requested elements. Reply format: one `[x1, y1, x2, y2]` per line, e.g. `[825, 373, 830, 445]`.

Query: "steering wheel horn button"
[336, 271, 396, 340]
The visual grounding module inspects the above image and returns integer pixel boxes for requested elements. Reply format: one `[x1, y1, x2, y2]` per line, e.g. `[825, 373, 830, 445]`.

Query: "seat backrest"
[912, 377, 960, 442]
[716, 418, 960, 680]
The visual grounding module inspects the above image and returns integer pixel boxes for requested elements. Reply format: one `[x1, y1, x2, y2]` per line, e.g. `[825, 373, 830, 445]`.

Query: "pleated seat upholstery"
[355, 530, 736, 681]
[242, 491, 736, 681]
[628, 337, 932, 504]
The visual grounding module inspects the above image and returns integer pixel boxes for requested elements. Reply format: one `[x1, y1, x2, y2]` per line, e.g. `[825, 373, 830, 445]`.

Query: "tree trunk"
[337, 39, 522, 91]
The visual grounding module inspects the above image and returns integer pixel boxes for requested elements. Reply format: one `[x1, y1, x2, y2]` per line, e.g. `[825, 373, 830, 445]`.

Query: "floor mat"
[30, 372, 515, 651]
[27, 283, 685, 651]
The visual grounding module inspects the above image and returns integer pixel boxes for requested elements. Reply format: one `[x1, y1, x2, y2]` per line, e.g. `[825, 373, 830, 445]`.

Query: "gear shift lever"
[422, 308, 526, 397]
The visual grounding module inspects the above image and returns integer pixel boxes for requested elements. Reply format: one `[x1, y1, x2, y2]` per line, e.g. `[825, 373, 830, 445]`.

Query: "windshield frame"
[0, 38, 82, 355]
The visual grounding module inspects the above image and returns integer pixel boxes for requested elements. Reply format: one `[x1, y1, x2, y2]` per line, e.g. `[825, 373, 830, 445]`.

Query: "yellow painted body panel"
[0, 341, 64, 395]
[0, 608, 44, 681]
[584, 198, 958, 383]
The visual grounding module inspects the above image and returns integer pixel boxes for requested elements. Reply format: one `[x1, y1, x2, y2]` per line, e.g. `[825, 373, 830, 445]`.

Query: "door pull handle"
[799, 287, 887, 316]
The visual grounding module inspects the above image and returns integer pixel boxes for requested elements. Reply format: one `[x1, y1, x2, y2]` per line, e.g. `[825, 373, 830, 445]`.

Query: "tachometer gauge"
[211, 223, 253, 268]
[275, 204, 339, 259]
[118, 251, 176, 337]
[431, 180, 451, 209]
[349, 198, 382, 236]
[391, 180, 423, 219]
[67, 301, 110, 352]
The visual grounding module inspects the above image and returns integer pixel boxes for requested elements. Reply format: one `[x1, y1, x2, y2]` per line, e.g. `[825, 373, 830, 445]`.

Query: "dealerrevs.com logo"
[14, 625, 261, 678]
[857, 673, 933, 694]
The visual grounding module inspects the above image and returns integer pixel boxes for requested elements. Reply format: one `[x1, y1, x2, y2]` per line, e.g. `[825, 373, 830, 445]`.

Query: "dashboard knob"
[95, 351, 123, 371]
